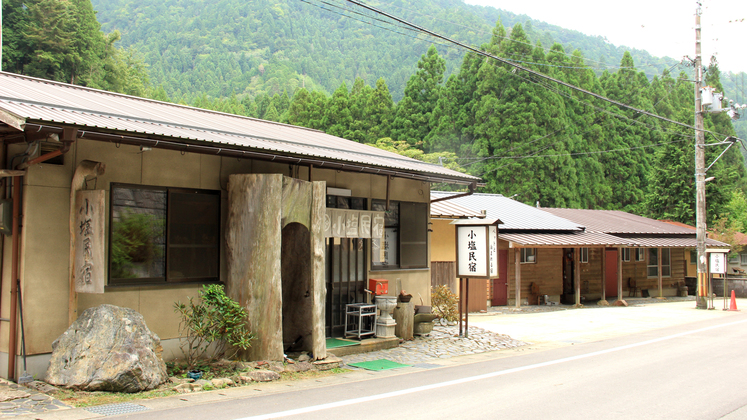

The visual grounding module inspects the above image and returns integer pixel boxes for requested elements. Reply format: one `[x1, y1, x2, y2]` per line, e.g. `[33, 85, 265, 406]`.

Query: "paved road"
[86, 304, 747, 420]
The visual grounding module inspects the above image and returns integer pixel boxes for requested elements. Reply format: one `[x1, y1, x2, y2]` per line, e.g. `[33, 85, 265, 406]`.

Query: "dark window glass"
[110, 184, 220, 285]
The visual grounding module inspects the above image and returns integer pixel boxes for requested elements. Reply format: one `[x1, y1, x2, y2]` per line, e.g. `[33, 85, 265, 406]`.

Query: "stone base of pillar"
[376, 323, 396, 338]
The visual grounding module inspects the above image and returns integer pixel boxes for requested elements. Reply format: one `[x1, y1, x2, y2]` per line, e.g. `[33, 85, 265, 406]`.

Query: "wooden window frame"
[520, 248, 536, 264]
[108, 183, 221, 286]
[580, 247, 589, 264]
[371, 199, 428, 270]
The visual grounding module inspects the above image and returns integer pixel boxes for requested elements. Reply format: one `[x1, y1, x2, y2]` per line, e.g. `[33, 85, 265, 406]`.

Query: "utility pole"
[694, 1, 708, 310]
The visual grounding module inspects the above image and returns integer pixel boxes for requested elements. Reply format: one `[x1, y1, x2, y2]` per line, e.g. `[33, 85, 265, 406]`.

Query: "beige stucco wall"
[430, 219, 456, 262]
[8, 138, 432, 360]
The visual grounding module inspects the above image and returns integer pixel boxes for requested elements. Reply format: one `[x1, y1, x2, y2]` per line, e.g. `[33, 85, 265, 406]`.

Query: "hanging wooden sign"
[74, 190, 105, 293]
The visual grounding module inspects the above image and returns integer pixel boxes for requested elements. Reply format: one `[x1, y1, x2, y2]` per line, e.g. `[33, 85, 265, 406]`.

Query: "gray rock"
[210, 378, 235, 388]
[284, 362, 312, 373]
[245, 370, 280, 382]
[45, 304, 167, 393]
[297, 353, 311, 362]
[0, 389, 30, 402]
[21, 381, 60, 395]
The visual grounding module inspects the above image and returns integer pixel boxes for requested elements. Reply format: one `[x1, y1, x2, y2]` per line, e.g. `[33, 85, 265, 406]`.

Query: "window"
[741, 253, 747, 266]
[636, 248, 645, 261]
[580, 248, 589, 263]
[520, 248, 536, 263]
[371, 200, 427, 269]
[647, 248, 671, 278]
[109, 184, 221, 285]
[690, 250, 697, 265]
[622, 248, 631, 262]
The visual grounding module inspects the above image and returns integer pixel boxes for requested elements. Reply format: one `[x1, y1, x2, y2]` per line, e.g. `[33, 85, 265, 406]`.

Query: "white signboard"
[489, 225, 498, 277]
[74, 190, 105, 294]
[324, 209, 383, 239]
[710, 252, 727, 274]
[457, 226, 489, 277]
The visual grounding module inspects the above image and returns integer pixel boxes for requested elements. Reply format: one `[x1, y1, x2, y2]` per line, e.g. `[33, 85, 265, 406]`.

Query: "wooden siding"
[620, 248, 687, 294]
[507, 248, 564, 300]
[431, 261, 457, 293]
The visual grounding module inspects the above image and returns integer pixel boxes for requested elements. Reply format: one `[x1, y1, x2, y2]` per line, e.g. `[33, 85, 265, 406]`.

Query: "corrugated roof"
[430, 192, 583, 231]
[431, 199, 486, 219]
[622, 236, 730, 248]
[0, 72, 479, 185]
[500, 231, 635, 247]
[542, 208, 696, 235]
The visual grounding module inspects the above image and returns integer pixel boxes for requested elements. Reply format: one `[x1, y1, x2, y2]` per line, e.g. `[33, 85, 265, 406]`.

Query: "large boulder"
[45, 304, 167, 392]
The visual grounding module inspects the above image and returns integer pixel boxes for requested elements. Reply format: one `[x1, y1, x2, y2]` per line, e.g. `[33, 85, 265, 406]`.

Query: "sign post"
[708, 250, 728, 310]
[452, 218, 501, 338]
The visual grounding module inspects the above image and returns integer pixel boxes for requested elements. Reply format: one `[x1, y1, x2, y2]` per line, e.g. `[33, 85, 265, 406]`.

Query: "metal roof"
[0, 72, 479, 185]
[500, 231, 635, 247]
[430, 192, 583, 231]
[542, 208, 696, 235]
[430, 199, 485, 219]
[621, 236, 730, 248]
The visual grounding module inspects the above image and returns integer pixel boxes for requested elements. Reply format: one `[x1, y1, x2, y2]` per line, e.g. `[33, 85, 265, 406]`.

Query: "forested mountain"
[3, 0, 747, 239]
[89, 0, 682, 103]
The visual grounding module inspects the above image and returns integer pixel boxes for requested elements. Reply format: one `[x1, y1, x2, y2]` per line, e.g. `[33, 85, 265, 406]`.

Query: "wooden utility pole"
[694, 2, 708, 309]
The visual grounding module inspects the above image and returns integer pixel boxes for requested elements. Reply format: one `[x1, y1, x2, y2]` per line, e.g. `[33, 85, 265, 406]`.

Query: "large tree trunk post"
[226, 174, 283, 361]
[309, 181, 326, 359]
[69, 160, 105, 325]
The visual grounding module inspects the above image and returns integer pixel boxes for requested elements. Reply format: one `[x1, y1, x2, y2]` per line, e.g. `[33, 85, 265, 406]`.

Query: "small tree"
[174, 284, 254, 369]
[431, 285, 458, 322]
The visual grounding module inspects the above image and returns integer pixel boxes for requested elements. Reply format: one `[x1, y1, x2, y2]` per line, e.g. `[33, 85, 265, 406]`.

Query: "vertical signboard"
[710, 252, 727, 274]
[457, 225, 488, 277]
[74, 190, 105, 293]
[489, 225, 498, 278]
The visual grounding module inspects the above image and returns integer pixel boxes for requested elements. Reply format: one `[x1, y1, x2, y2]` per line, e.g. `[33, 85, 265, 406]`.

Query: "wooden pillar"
[514, 248, 521, 308]
[601, 247, 606, 301]
[658, 246, 663, 297]
[618, 247, 623, 299]
[68, 160, 106, 325]
[226, 174, 283, 361]
[310, 181, 326, 359]
[575, 247, 581, 306]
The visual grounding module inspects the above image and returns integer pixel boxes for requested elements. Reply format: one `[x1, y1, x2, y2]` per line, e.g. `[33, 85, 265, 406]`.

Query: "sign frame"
[452, 218, 501, 280]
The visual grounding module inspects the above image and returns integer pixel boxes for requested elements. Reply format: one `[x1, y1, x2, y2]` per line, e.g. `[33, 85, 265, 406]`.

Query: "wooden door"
[492, 250, 509, 306]
[325, 238, 367, 337]
[605, 248, 618, 298]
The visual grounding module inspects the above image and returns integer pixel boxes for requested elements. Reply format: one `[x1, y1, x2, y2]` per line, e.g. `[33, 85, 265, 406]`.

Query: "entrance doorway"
[325, 238, 367, 337]
[562, 248, 575, 304]
[605, 248, 619, 298]
[492, 250, 509, 306]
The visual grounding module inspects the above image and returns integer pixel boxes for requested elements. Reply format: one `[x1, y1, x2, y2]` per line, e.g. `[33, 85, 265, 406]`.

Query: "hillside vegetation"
[3, 0, 747, 239]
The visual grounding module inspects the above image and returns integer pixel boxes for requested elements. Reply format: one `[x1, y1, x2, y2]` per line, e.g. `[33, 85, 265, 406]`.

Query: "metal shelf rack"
[344, 303, 377, 340]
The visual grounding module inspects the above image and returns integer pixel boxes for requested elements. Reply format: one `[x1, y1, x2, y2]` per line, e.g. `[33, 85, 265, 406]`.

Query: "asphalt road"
[106, 309, 747, 420]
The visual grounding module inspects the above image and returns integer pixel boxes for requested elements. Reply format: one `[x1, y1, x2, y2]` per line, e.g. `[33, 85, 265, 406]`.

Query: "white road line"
[238, 318, 747, 420]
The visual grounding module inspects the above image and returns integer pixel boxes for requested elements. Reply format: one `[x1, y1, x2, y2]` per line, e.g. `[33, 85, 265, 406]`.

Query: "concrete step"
[327, 337, 400, 357]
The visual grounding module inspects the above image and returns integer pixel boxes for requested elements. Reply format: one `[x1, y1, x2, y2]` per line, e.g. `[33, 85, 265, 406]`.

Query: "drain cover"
[85, 402, 150, 416]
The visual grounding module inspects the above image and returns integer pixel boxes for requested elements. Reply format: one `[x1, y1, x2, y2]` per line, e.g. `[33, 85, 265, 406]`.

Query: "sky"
[463, 0, 747, 74]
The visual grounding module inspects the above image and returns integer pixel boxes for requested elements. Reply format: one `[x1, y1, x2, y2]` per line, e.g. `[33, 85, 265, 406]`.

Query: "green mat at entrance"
[326, 338, 358, 349]
[347, 359, 412, 371]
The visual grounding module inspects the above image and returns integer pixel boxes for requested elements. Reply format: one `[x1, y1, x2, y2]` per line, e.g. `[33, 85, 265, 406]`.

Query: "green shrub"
[174, 284, 255, 369]
[431, 285, 458, 322]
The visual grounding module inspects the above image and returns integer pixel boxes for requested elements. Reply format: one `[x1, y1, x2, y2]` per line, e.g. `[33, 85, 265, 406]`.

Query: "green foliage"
[173, 284, 255, 369]
[431, 285, 458, 322]
[110, 211, 164, 279]
[2, 0, 149, 95]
